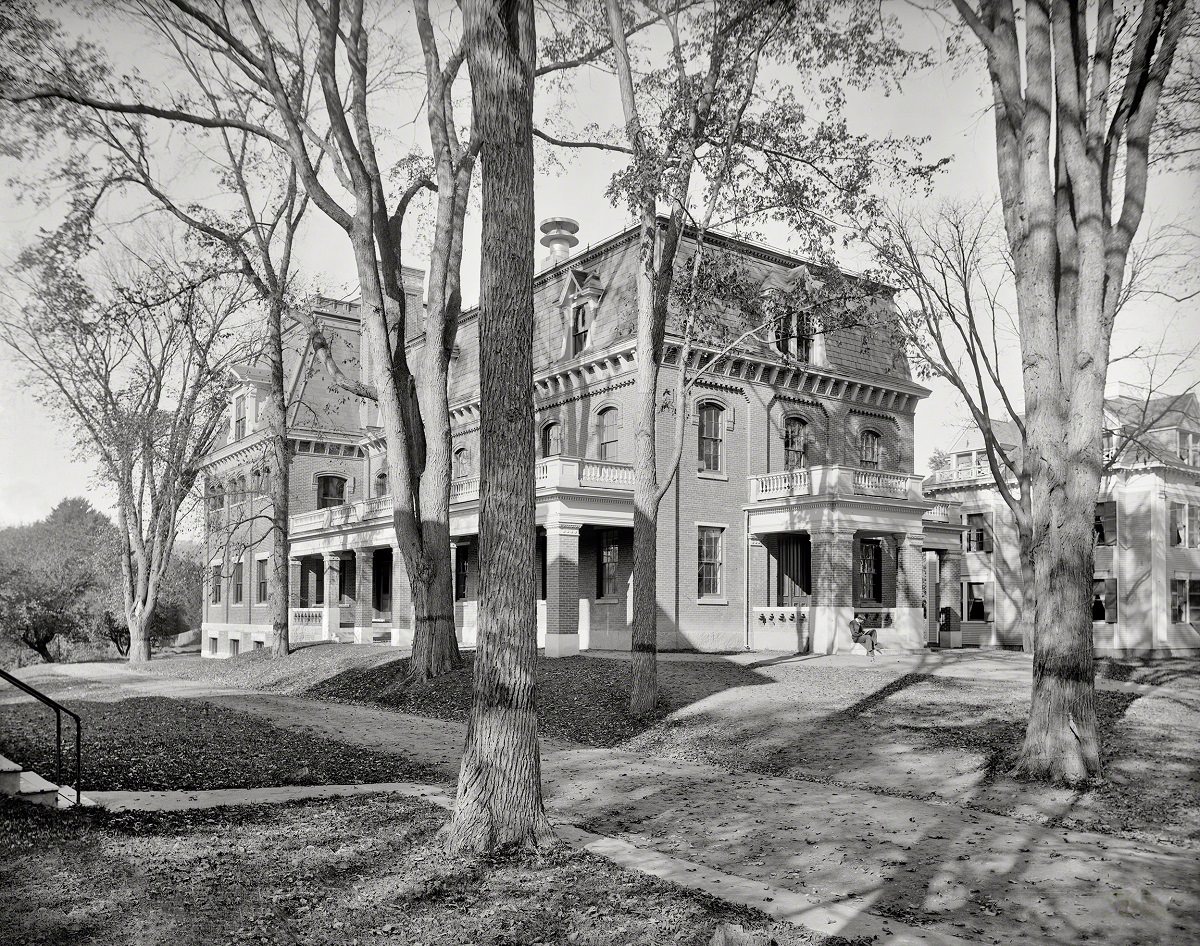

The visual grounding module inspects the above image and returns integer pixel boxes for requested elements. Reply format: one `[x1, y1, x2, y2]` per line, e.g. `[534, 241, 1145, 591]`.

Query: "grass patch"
[0, 696, 440, 792]
[0, 793, 837, 946]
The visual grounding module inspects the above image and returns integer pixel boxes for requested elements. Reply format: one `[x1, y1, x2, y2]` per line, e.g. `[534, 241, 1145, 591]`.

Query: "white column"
[322, 551, 341, 641]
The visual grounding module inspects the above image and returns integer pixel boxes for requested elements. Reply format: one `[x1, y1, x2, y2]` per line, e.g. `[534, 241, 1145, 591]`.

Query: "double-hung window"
[962, 581, 994, 621]
[210, 564, 222, 605]
[597, 530, 620, 599]
[231, 562, 243, 605]
[233, 395, 246, 440]
[698, 403, 724, 472]
[256, 560, 268, 604]
[964, 513, 993, 552]
[783, 417, 807, 470]
[697, 527, 724, 598]
[1092, 578, 1117, 624]
[1179, 430, 1200, 466]
[455, 545, 469, 601]
[858, 539, 883, 602]
[1170, 577, 1200, 624]
[572, 305, 590, 356]
[597, 409, 619, 461]
[860, 430, 881, 469]
[1170, 502, 1200, 549]
[1093, 501, 1117, 547]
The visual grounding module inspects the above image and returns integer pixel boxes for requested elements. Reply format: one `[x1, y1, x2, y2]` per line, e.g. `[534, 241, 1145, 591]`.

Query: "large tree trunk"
[127, 610, 152, 664]
[267, 299, 291, 658]
[1017, 523, 1036, 654]
[1015, 416, 1102, 783]
[448, 0, 553, 854]
[629, 304, 663, 717]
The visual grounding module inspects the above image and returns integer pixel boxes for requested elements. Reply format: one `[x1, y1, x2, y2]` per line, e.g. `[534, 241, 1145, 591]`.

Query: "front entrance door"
[372, 549, 392, 620]
[776, 534, 811, 607]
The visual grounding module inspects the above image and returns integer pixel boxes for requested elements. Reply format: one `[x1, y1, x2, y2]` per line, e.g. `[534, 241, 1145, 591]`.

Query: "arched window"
[860, 430, 881, 470]
[316, 474, 347, 509]
[698, 402, 725, 472]
[453, 447, 471, 479]
[374, 471, 389, 497]
[783, 417, 808, 470]
[597, 408, 619, 461]
[541, 422, 563, 459]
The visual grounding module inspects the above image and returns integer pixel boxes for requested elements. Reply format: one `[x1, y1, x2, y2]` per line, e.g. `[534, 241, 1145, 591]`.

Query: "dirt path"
[13, 662, 1196, 946]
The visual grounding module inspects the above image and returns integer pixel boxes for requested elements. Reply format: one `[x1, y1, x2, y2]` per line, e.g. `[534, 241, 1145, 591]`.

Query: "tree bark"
[448, 0, 554, 854]
[267, 298, 291, 657]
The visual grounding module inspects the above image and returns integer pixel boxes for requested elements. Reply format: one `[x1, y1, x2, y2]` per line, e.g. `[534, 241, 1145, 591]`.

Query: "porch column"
[937, 548, 963, 648]
[891, 532, 926, 650]
[353, 546, 375, 643]
[322, 551, 341, 641]
[809, 529, 854, 654]
[545, 520, 581, 658]
[392, 544, 413, 648]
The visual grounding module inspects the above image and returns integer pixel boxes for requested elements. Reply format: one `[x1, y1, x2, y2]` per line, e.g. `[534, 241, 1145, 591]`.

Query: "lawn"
[0, 696, 440, 791]
[0, 793, 833, 946]
[290, 649, 1200, 850]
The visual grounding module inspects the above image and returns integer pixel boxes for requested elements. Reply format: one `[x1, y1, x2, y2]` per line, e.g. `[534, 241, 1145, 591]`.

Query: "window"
[1093, 501, 1117, 547]
[253, 640, 264, 651]
[316, 475, 347, 509]
[1092, 578, 1117, 624]
[208, 636, 218, 655]
[1170, 577, 1200, 624]
[860, 430, 881, 469]
[597, 408, 619, 461]
[312, 442, 327, 455]
[858, 539, 883, 603]
[697, 526, 724, 598]
[783, 417, 808, 470]
[297, 440, 312, 453]
[233, 395, 246, 440]
[572, 304, 590, 356]
[256, 560, 268, 604]
[1179, 430, 1200, 466]
[453, 447, 471, 479]
[230, 638, 240, 657]
[541, 422, 563, 458]
[232, 562, 243, 605]
[375, 472, 389, 497]
[964, 513, 993, 553]
[210, 564, 222, 604]
[773, 311, 814, 362]
[598, 530, 620, 598]
[698, 403, 724, 472]
[455, 545, 469, 601]
[963, 581, 994, 621]
[1171, 502, 1188, 547]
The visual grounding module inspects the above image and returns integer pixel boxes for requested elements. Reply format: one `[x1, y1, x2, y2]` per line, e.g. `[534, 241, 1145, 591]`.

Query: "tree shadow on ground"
[304, 653, 778, 748]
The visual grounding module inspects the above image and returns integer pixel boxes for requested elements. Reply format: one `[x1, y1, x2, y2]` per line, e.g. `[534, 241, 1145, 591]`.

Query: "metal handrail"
[0, 667, 81, 806]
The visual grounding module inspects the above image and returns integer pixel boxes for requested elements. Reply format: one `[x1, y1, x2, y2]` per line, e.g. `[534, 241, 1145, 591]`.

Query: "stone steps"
[0, 753, 94, 809]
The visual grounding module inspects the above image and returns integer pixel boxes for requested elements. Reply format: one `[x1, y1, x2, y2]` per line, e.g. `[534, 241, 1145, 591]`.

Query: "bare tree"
[945, 0, 1190, 784]
[2, 0, 477, 680]
[447, 0, 554, 854]
[1, 248, 251, 662]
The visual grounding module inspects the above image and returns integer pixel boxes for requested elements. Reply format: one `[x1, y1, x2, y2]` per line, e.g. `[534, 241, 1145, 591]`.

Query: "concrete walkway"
[11, 662, 1200, 946]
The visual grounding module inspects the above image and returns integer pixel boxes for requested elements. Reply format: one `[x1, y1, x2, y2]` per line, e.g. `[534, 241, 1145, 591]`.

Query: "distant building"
[199, 219, 970, 658]
[923, 386, 1200, 656]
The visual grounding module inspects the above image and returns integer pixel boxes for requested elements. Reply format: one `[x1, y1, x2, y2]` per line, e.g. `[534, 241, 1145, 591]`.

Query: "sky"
[0, 1, 1196, 528]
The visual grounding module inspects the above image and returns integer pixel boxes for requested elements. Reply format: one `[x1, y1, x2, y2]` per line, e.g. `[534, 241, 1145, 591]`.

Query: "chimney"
[538, 217, 579, 269]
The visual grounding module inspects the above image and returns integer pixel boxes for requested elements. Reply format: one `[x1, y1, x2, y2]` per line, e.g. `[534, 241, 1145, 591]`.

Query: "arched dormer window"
[453, 447, 472, 479]
[541, 422, 563, 459]
[860, 430, 881, 470]
[316, 474, 347, 509]
[698, 402, 725, 472]
[597, 408, 619, 461]
[783, 417, 808, 470]
[374, 471, 389, 497]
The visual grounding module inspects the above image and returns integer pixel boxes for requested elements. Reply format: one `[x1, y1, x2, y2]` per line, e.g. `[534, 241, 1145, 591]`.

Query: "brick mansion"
[199, 219, 1200, 659]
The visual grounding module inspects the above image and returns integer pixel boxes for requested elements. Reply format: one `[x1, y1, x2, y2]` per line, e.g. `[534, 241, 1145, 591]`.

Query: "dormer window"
[572, 304, 590, 357]
[1180, 430, 1200, 466]
[773, 312, 814, 362]
[233, 395, 246, 440]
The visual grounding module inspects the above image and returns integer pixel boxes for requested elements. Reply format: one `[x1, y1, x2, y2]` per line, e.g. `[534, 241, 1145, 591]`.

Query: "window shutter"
[1104, 579, 1118, 624]
[348, 476, 356, 494]
[726, 407, 736, 430]
[983, 517, 994, 553]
